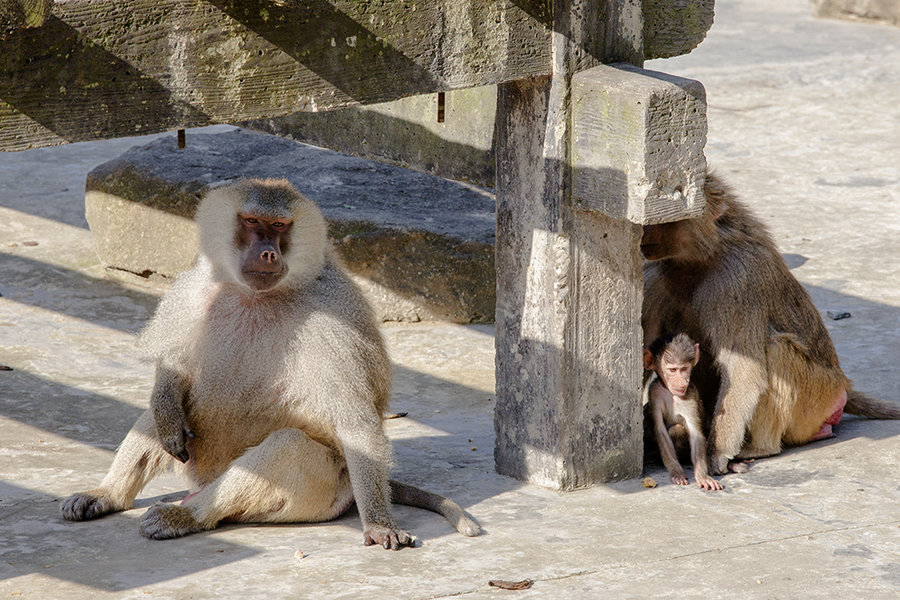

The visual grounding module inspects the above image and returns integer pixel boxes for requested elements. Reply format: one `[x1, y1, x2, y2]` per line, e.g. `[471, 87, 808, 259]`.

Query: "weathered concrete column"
[494, 3, 707, 490]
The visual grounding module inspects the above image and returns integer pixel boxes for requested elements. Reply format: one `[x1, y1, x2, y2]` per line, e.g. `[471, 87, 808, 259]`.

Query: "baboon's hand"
[696, 475, 723, 491]
[60, 492, 115, 521]
[363, 524, 414, 550]
[669, 469, 689, 486]
[158, 423, 195, 463]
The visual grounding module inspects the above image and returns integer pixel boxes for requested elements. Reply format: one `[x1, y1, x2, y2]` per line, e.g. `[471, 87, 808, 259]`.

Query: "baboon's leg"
[139, 427, 351, 539]
[768, 338, 847, 447]
[708, 351, 769, 473]
[61, 410, 176, 520]
[738, 405, 784, 459]
[787, 387, 847, 444]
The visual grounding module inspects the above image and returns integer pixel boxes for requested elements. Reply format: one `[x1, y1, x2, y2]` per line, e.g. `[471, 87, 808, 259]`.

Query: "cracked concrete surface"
[1, 1, 899, 598]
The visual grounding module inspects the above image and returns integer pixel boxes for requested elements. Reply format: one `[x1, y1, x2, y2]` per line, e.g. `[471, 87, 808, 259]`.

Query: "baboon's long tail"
[390, 480, 482, 537]
[845, 390, 900, 419]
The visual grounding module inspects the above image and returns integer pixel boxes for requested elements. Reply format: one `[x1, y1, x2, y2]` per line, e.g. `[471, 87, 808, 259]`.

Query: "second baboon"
[642, 171, 900, 474]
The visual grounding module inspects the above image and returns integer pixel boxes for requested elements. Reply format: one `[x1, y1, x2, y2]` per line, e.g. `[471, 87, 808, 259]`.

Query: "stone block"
[494, 73, 644, 491]
[571, 63, 707, 225]
[642, 0, 716, 59]
[85, 128, 495, 323]
[811, 0, 900, 26]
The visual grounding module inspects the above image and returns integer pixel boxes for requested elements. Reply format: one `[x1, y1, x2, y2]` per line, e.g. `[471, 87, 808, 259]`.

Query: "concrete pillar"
[493, 3, 707, 490]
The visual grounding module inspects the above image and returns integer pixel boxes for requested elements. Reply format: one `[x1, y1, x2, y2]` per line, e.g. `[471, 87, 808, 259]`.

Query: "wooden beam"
[492, 1, 711, 490]
[0, 0, 552, 150]
[0, 0, 52, 33]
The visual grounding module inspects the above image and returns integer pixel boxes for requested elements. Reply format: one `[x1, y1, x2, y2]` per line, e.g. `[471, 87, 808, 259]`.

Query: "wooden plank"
[0, 0, 52, 32]
[494, 77, 645, 488]
[0, 0, 551, 150]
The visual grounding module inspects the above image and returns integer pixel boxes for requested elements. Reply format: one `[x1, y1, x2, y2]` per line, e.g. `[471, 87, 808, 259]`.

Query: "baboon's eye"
[272, 222, 286, 229]
[244, 217, 258, 225]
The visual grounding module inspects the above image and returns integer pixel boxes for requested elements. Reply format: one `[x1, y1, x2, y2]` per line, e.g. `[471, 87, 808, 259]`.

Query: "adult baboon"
[642, 172, 899, 474]
[61, 178, 479, 549]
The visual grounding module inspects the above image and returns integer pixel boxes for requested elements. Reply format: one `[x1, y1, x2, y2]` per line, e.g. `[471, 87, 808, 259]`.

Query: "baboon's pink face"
[235, 212, 293, 291]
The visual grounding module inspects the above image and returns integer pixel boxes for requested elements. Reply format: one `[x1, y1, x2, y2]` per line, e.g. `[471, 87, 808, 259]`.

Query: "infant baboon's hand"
[363, 524, 414, 550]
[696, 475, 723, 491]
[669, 470, 689, 486]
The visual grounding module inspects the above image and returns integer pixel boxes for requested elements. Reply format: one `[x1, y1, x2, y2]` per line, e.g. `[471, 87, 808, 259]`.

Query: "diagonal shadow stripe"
[0, 252, 159, 334]
[207, 0, 439, 101]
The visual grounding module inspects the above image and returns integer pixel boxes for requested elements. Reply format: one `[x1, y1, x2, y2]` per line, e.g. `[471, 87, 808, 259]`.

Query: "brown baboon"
[642, 171, 900, 474]
[644, 333, 722, 491]
[61, 178, 480, 549]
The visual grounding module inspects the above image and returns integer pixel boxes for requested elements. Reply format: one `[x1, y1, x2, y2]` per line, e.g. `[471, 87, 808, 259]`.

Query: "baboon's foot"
[728, 460, 750, 474]
[363, 524, 414, 550]
[140, 502, 206, 539]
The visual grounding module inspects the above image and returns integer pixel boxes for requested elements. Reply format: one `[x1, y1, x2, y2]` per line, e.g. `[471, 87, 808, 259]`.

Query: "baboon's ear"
[692, 343, 700, 367]
[643, 348, 655, 371]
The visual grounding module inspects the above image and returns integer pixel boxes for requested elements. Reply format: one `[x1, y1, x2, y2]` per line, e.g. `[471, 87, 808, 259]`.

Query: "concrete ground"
[1, 1, 899, 598]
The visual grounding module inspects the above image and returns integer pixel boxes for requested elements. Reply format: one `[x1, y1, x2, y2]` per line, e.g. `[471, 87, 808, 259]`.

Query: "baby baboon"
[642, 171, 900, 474]
[644, 333, 721, 490]
[61, 178, 480, 549]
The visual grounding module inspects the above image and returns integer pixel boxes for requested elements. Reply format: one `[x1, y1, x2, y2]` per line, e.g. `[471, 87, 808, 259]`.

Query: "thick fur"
[60, 178, 478, 547]
[643, 172, 898, 474]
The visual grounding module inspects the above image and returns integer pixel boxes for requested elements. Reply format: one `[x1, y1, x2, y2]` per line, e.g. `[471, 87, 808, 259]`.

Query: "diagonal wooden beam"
[0, 0, 552, 150]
